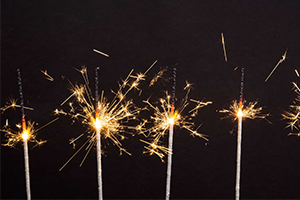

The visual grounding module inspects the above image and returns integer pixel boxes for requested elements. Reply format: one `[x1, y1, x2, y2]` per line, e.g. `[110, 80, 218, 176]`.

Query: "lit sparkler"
[57, 61, 157, 193]
[139, 68, 211, 200]
[219, 68, 268, 200]
[56, 62, 157, 199]
[265, 48, 288, 82]
[140, 87, 211, 159]
[1, 69, 57, 200]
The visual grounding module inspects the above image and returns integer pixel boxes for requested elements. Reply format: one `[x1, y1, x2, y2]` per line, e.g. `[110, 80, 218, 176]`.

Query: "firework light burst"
[138, 67, 212, 161]
[57, 61, 157, 171]
[219, 100, 268, 122]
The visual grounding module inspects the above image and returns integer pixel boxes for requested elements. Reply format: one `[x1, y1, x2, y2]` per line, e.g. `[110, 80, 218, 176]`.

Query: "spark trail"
[93, 49, 109, 57]
[0, 97, 34, 113]
[41, 70, 54, 81]
[221, 33, 228, 62]
[265, 48, 288, 82]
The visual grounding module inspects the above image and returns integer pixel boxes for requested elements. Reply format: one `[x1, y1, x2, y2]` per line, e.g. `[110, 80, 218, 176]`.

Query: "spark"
[139, 85, 211, 160]
[295, 69, 300, 77]
[41, 70, 54, 81]
[58, 61, 157, 170]
[69, 134, 84, 149]
[93, 49, 109, 57]
[183, 81, 192, 90]
[221, 32, 228, 62]
[0, 97, 34, 113]
[292, 82, 300, 93]
[140, 139, 170, 162]
[265, 48, 288, 82]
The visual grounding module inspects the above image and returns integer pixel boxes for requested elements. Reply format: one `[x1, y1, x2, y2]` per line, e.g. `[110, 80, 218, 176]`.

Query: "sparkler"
[1, 69, 55, 200]
[139, 68, 211, 200]
[265, 48, 288, 82]
[57, 61, 157, 199]
[219, 68, 268, 200]
[221, 32, 228, 62]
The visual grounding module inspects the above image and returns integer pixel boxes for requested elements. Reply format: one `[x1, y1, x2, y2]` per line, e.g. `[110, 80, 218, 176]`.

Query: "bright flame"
[237, 109, 243, 118]
[168, 117, 175, 125]
[94, 118, 103, 130]
[22, 129, 30, 141]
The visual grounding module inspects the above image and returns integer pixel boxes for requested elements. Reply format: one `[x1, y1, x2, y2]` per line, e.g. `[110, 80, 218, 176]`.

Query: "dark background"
[1, 0, 300, 199]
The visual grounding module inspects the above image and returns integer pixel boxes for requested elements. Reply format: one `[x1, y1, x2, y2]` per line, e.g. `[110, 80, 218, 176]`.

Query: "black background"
[1, 1, 300, 199]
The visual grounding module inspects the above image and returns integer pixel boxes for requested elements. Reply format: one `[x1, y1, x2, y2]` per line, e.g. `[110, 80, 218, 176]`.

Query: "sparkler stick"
[95, 67, 103, 200]
[165, 68, 176, 200]
[265, 48, 288, 82]
[221, 33, 228, 62]
[235, 67, 244, 200]
[17, 69, 31, 200]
